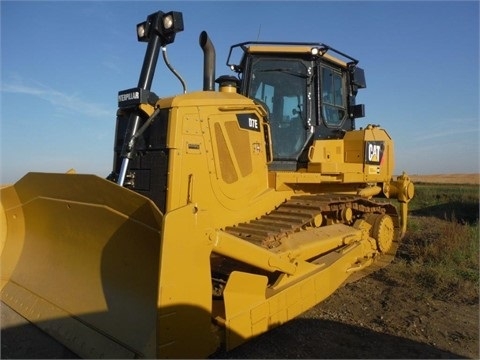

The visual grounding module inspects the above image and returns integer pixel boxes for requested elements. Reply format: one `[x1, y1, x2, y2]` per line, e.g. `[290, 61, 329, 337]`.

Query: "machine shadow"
[411, 200, 479, 225]
[2, 301, 464, 359]
[213, 317, 464, 359]
[1, 303, 80, 359]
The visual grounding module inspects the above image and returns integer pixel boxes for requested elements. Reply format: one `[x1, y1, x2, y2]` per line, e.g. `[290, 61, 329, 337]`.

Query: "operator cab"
[226, 42, 366, 171]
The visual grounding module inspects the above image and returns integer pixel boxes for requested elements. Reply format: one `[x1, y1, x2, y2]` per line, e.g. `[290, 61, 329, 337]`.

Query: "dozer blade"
[1, 172, 163, 358]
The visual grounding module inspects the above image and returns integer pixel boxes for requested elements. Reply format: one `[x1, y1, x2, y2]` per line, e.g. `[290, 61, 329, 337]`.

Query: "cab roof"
[227, 41, 359, 71]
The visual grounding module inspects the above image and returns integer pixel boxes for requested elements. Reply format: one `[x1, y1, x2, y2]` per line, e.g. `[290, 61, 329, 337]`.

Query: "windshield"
[247, 58, 309, 160]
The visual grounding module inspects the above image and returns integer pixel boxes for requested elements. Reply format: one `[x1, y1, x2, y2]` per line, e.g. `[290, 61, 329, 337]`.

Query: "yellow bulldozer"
[1, 9, 414, 358]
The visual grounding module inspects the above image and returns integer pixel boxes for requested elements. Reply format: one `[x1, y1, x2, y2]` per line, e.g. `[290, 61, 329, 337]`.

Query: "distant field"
[408, 173, 479, 184]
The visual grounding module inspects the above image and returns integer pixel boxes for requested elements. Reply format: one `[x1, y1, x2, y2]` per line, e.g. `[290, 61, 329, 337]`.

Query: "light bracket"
[136, 11, 184, 45]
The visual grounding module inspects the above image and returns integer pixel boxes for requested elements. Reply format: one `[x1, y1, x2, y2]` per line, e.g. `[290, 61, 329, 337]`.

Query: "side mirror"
[350, 104, 365, 119]
[351, 67, 366, 89]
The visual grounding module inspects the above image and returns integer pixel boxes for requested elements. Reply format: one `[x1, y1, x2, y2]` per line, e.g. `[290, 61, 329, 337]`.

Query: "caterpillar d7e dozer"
[1, 9, 414, 359]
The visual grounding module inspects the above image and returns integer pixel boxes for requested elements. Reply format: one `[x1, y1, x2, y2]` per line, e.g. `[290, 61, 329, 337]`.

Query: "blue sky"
[1, 1, 479, 184]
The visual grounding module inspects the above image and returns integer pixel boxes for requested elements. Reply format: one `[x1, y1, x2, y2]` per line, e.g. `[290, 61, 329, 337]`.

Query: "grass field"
[388, 183, 479, 304]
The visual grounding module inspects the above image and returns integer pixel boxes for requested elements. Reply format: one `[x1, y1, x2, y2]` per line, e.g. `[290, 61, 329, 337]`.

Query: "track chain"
[223, 194, 401, 283]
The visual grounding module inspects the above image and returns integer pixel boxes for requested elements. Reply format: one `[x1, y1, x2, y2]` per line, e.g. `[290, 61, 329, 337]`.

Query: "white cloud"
[413, 128, 477, 142]
[411, 117, 479, 142]
[102, 60, 122, 74]
[1, 78, 112, 119]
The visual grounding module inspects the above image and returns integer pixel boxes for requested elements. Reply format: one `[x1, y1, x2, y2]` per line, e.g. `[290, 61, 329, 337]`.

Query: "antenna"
[256, 24, 262, 41]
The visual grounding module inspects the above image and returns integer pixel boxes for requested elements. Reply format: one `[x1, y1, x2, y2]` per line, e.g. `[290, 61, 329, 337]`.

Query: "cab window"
[247, 58, 309, 160]
[321, 66, 346, 127]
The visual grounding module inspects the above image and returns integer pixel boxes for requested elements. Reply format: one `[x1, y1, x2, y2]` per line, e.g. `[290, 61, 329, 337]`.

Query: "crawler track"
[215, 194, 401, 286]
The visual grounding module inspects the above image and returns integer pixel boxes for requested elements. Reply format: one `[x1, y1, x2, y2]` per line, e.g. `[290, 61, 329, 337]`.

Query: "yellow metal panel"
[225, 120, 253, 177]
[309, 139, 344, 163]
[164, 99, 289, 232]
[285, 287, 303, 319]
[1, 173, 163, 358]
[156, 203, 219, 358]
[300, 278, 317, 312]
[305, 126, 396, 184]
[214, 122, 239, 183]
[212, 231, 296, 275]
[273, 223, 360, 262]
[267, 295, 288, 326]
[250, 302, 269, 325]
[247, 44, 313, 54]
[0, 184, 25, 290]
[223, 233, 370, 351]
[2, 282, 136, 359]
[246, 45, 348, 67]
[223, 271, 269, 349]
[207, 112, 269, 203]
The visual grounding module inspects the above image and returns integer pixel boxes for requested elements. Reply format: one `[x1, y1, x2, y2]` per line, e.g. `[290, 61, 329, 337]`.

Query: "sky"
[1, 0, 479, 184]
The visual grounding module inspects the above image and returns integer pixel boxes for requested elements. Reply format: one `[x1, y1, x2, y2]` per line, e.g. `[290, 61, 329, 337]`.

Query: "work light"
[310, 46, 327, 57]
[136, 11, 184, 45]
[160, 11, 183, 44]
[137, 22, 147, 39]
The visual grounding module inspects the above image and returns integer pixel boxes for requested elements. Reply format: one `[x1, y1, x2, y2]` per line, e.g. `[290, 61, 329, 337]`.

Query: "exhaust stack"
[199, 31, 216, 91]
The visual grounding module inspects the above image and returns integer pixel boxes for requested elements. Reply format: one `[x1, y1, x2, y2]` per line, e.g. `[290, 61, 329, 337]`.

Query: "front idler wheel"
[366, 214, 395, 253]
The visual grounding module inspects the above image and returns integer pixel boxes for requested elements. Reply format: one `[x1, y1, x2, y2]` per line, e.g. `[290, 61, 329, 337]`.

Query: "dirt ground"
[1, 174, 478, 359]
[2, 271, 477, 359]
[221, 272, 479, 359]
